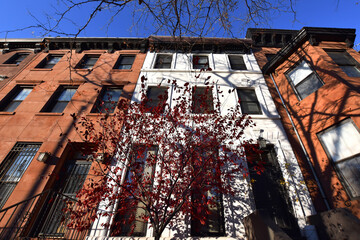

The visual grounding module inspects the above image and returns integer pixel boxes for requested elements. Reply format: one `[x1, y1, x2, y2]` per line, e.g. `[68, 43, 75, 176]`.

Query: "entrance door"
[246, 144, 300, 238]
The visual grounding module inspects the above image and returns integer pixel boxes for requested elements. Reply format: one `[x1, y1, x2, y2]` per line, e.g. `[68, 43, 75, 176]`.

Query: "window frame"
[144, 86, 169, 114]
[0, 142, 41, 209]
[111, 145, 158, 237]
[0, 85, 33, 112]
[3, 52, 30, 65]
[75, 54, 100, 69]
[153, 54, 173, 69]
[91, 86, 123, 113]
[325, 49, 360, 78]
[41, 86, 78, 113]
[113, 55, 136, 70]
[285, 59, 324, 100]
[228, 55, 247, 70]
[191, 86, 214, 114]
[190, 147, 225, 237]
[236, 88, 262, 115]
[317, 119, 360, 199]
[192, 55, 210, 70]
[35, 54, 63, 69]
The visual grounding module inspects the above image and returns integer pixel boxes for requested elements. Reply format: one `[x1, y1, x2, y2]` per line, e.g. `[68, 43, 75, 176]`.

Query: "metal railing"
[0, 190, 94, 239]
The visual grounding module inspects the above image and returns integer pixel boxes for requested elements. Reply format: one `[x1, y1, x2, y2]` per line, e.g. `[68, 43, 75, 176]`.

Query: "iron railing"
[0, 189, 94, 239]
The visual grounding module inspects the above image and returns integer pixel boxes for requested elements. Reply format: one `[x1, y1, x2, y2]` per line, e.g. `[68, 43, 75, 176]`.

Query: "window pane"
[326, 51, 353, 65]
[51, 102, 69, 113]
[4, 53, 29, 64]
[14, 88, 32, 101]
[319, 120, 360, 162]
[58, 88, 76, 101]
[145, 87, 168, 113]
[78, 55, 99, 69]
[193, 56, 209, 69]
[0, 143, 41, 208]
[295, 73, 323, 99]
[237, 89, 262, 114]
[288, 61, 313, 86]
[337, 156, 360, 197]
[94, 87, 122, 113]
[192, 87, 214, 114]
[229, 55, 247, 70]
[115, 55, 135, 69]
[1, 87, 32, 112]
[154, 54, 172, 69]
[43, 56, 62, 68]
[340, 66, 360, 78]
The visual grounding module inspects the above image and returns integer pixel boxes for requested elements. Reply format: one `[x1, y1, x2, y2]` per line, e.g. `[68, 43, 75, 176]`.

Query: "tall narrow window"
[245, 145, 300, 237]
[76, 55, 99, 69]
[0, 143, 41, 209]
[144, 87, 168, 113]
[0, 86, 33, 112]
[36, 55, 63, 69]
[286, 60, 323, 100]
[191, 148, 224, 237]
[92, 87, 122, 113]
[192, 87, 214, 114]
[237, 89, 262, 114]
[41, 86, 77, 113]
[37, 152, 91, 237]
[228, 55, 247, 70]
[154, 54, 172, 69]
[4, 53, 29, 65]
[193, 55, 209, 69]
[112, 146, 157, 237]
[114, 55, 135, 69]
[325, 50, 360, 77]
[318, 119, 360, 198]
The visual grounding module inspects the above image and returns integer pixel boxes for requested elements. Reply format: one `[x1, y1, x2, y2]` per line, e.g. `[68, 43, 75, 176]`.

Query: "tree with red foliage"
[66, 75, 258, 240]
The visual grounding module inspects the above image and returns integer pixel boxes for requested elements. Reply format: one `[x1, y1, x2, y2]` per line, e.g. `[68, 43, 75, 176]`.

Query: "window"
[192, 87, 214, 114]
[4, 53, 29, 65]
[114, 55, 135, 69]
[92, 87, 122, 113]
[112, 146, 157, 237]
[41, 86, 77, 113]
[286, 60, 323, 100]
[76, 55, 99, 69]
[144, 87, 168, 113]
[0, 86, 33, 112]
[325, 50, 360, 78]
[228, 55, 247, 70]
[154, 54, 172, 69]
[0, 143, 41, 209]
[37, 152, 91, 237]
[191, 148, 224, 237]
[36, 55, 63, 69]
[318, 119, 360, 198]
[193, 55, 209, 69]
[237, 89, 262, 114]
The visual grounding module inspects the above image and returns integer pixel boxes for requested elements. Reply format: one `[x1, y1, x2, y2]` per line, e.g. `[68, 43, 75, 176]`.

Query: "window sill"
[35, 112, 64, 116]
[86, 113, 115, 117]
[31, 68, 53, 71]
[110, 69, 133, 72]
[0, 111, 15, 115]
[0, 64, 19, 67]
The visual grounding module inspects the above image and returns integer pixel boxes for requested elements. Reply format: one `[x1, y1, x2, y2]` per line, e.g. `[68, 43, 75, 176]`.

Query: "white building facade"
[88, 37, 316, 240]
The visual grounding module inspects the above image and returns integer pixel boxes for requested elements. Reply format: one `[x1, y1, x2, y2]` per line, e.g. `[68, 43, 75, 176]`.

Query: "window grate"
[0, 143, 41, 209]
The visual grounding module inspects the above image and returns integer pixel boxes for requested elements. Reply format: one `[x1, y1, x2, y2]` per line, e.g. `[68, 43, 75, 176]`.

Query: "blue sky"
[1, 0, 359, 48]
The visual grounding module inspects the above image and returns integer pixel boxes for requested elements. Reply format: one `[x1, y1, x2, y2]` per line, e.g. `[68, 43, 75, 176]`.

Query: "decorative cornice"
[262, 27, 356, 74]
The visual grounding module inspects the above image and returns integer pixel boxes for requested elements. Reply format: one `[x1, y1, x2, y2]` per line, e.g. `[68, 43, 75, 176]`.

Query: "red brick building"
[0, 37, 147, 238]
[248, 27, 360, 238]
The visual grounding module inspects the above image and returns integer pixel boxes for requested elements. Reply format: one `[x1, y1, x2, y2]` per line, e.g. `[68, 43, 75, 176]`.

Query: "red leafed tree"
[66, 75, 258, 240]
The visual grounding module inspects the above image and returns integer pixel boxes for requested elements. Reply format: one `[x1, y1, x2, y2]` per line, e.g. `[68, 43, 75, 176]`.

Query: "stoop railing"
[0, 190, 94, 239]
